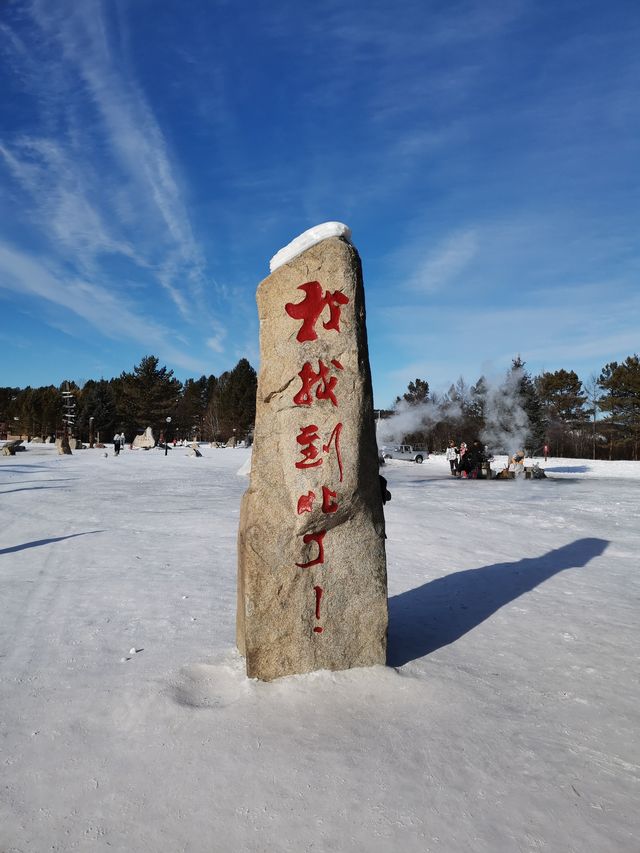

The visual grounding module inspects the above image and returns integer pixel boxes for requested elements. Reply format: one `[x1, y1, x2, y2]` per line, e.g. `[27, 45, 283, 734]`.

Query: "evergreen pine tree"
[601, 355, 640, 460]
[216, 359, 257, 440]
[598, 361, 621, 460]
[118, 356, 183, 437]
[511, 356, 545, 451]
[173, 375, 212, 440]
[403, 378, 429, 406]
[536, 369, 587, 456]
[77, 380, 117, 444]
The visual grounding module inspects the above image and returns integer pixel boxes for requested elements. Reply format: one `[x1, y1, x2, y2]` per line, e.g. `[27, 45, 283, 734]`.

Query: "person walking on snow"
[113, 433, 121, 456]
[445, 440, 459, 476]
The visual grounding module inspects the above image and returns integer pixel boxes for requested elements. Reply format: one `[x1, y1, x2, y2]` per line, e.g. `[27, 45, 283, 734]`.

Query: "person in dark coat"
[458, 440, 485, 478]
[379, 475, 391, 505]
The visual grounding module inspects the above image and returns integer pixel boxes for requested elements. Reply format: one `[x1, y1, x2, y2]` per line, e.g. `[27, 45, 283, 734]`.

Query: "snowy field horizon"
[1, 443, 638, 851]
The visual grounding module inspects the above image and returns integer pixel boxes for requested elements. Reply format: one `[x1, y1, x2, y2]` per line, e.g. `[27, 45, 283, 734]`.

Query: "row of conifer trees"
[1, 355, 257, 446]
[393, 355, 640, 461]
[2, 353, 639, 459]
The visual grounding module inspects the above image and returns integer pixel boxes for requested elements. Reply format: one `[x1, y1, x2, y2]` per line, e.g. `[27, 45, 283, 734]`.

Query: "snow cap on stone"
[269, 222, 352, 272]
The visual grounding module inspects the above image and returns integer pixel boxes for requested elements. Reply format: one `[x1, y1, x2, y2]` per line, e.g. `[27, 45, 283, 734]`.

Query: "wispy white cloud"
[404, 229, 478, 294]
[0, 242, 206, 373]
[1, 0, 213, 325]
[0, 139, 141, 265]
[206, 334, 226, 354]
[378, 285, 640, 398]
[0, 20, 30, 66]
[0, 329, 31, 350]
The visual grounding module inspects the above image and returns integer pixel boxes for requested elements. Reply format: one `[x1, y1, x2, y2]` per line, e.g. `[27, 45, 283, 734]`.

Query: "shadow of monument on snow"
[0, 531, 104, 555]
[0, 484, 74, 496]
[387, 537, 609, 667]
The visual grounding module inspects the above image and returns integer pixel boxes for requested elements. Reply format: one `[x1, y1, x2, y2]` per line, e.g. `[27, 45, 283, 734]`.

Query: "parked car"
[380, 444, 428, 463]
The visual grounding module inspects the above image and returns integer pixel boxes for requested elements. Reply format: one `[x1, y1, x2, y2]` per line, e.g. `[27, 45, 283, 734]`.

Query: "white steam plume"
[377, 398, 462, 446]
[378, 368, 532, 455]
[480, 368, 530, 454]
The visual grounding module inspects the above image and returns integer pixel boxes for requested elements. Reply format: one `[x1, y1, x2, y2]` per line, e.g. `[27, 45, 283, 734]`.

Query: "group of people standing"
[113, 431, 127, 456]
[445, 439, 489, 479]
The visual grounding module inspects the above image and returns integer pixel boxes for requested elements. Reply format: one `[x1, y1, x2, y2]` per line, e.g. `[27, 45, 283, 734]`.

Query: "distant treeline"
[3, 352, 640, 460]
[1, 355, 257, 445]
[390, 355, 640, 461]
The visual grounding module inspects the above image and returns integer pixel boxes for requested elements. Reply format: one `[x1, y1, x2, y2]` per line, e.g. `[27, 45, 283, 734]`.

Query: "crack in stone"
[263, 376, 294, 403]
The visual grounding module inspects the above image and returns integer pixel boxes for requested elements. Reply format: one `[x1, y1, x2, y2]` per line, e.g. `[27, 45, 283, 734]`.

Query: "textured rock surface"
[133, 427, 155, 449]
[237, 236, 388, 681]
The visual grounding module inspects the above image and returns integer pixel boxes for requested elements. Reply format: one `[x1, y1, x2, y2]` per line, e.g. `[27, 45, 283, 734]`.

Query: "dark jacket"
[459, 443, 485, 473]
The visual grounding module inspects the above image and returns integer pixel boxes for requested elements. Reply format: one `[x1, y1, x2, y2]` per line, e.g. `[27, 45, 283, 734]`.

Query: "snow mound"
[236, 453, 252, 477]
[269, 222, 352, 272]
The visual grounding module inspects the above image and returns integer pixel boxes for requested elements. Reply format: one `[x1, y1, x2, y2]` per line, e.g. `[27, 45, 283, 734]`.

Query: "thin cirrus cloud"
[379, 288, 640, 399]
[2, 0, 213, 325]
[402, 229, 479, 294]
[0, 139, 143, 269]
[0, 242, 205, 374]
[206, 334, 226, 355]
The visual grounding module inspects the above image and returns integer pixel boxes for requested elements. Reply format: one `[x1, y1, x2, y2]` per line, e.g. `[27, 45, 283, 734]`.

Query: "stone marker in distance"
[237, 223, 388, 681]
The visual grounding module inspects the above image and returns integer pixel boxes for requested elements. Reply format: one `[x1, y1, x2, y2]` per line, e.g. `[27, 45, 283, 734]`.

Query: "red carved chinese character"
[285, 281, 349, 343]
[322, 422, 344, 482]
[321, 486, 338, 513]
[296, 530, 326, 568]
[295, 423, 344, 477]
[295, 424, 322, 469]
[297, 491, 316, 514]
[322, 292, 349, 334]
[293, 359, 343, 407]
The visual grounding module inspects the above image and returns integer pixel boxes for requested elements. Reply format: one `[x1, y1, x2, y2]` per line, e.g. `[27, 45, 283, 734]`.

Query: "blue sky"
[1, 0, 638, 407]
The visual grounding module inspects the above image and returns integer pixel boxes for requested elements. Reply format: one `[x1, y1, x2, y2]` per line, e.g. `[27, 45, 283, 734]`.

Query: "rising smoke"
[479, 367, 530, 454]
[377, 367, 531, 454]
[376, 398, 463, 446]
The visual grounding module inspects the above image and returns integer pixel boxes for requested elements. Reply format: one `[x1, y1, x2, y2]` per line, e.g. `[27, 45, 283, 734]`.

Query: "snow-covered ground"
[1, 444, 638, 852]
